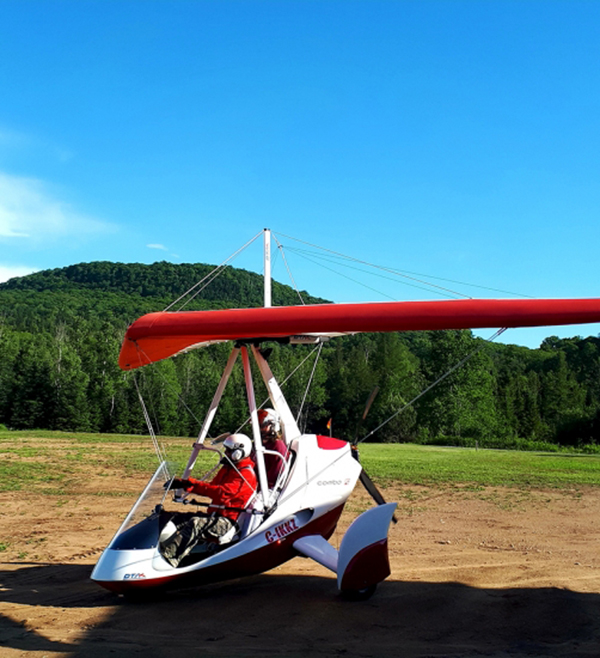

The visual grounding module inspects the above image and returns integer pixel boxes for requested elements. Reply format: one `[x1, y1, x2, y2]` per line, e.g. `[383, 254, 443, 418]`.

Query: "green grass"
[0, 429, 218, 493]
[0, 430, 599, 493]
[359, 443, 600, 488]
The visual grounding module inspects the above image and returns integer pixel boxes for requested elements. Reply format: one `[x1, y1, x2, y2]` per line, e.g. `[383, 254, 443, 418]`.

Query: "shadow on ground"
[1, 562, 599, 657]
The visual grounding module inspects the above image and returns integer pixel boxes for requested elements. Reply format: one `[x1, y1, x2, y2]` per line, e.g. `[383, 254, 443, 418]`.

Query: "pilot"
[161, 433, 257, 568]
[257, 408, 288, 489]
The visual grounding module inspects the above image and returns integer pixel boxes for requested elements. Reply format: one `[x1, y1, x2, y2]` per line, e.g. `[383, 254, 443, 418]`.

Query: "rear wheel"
[340, 584, 377, 601]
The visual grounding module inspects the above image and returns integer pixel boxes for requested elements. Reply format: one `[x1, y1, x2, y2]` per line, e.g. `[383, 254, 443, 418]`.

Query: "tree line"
[1, 261, 600, 450]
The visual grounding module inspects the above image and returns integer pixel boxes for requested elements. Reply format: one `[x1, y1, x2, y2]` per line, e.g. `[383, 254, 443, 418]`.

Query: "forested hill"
[1, 261, 600, 450]
[1, 260, 326, 308]
[0, 261, 327, 331]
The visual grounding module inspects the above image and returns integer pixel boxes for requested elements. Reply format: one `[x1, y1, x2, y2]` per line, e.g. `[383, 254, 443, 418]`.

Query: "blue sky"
[1, 0, 599, 347]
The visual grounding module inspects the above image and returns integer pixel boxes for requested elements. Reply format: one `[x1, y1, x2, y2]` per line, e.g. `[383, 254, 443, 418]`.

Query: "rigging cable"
[357, 327, 508, 445]
[132, 339, 322, 492]
[163, 230, 264, 312]
[283, 245, 471, 299]
[276, 327, 509, 508]
[277, 232, 471, 299]
[276, 232, 532, 300]
[296, 341, 324, 431]
[133, 374, 169, 469]
[273, 234, 306, 304]
[282, 248, 413, 301]
[131, 343, 206, 428]
[132, 340, 322, 442]
[229, 342, 325, 436]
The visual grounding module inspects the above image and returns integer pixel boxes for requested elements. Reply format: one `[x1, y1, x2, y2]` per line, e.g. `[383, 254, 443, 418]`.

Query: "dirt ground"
[1, 473, 600, 658]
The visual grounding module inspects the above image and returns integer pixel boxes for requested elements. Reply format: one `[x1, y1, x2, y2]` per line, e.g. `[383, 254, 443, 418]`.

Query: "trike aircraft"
[91, 230, 600, 599]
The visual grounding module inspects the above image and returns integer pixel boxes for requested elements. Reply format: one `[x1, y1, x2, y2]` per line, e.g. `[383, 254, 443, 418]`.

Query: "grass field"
[1, 429, 600, 494]
[361, 443, 600, 488]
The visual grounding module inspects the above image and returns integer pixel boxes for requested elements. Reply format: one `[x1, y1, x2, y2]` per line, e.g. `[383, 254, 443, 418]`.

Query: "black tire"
[340, 583, 377, 601]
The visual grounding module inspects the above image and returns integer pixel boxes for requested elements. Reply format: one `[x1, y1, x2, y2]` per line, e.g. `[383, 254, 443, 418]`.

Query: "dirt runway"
[1, 477, 600, 657]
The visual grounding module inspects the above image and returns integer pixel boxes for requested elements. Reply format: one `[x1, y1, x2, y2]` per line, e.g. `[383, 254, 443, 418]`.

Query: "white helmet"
[258, 408, 281, 436]
[223, 433, 252, 462]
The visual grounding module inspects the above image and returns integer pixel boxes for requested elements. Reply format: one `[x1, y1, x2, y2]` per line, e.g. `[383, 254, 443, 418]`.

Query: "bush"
[415, 434, 562, 452]
[580, 443, 600, 454]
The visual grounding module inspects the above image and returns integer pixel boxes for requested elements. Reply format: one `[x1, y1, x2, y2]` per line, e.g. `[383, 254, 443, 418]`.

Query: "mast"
[264, 228, 272, 308]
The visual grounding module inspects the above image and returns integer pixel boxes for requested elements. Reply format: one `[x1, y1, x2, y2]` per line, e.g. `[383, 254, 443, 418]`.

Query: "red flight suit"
[184, 456, 257, 520]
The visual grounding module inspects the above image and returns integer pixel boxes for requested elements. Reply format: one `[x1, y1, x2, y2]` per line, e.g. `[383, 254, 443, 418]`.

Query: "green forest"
[1, 261, 600, 451]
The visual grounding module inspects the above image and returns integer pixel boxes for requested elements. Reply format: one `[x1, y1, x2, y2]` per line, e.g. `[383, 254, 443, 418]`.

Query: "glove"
[165, 477, 191, 491]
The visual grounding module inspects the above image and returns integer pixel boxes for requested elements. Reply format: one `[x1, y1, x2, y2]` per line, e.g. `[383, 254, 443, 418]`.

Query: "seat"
[236, 494, 265, 539]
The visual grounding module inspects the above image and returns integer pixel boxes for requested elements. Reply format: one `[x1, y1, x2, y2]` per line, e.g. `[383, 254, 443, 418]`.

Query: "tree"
[364, 333, 421, 443]
[8, 334, 55, 429]
[0, 325, 21, 425]
[417, 331, 499, 441]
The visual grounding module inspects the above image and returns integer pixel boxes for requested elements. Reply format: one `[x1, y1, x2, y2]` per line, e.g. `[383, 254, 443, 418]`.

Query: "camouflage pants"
[161, 514, 235, 568]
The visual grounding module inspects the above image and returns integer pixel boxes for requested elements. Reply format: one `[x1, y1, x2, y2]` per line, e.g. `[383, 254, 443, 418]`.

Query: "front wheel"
[340, 584, 377, 601]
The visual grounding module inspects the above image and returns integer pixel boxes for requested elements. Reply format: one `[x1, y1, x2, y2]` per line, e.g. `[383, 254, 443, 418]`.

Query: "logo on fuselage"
[123, 573, 146, 580]
[265, 518, 299, 543]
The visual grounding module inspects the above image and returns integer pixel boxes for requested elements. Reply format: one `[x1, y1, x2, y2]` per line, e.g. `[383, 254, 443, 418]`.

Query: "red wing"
[119, 298, 600, 370]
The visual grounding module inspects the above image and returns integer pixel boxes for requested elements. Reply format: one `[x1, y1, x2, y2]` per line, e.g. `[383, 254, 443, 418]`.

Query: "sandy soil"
[1, 473, 600, 657]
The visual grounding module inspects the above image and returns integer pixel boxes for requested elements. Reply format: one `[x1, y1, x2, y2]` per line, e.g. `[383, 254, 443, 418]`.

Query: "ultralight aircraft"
[92, 230, 600, 599]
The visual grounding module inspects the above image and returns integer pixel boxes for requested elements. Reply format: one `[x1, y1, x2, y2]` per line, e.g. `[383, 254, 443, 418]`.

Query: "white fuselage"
[91, 434, 361, 593]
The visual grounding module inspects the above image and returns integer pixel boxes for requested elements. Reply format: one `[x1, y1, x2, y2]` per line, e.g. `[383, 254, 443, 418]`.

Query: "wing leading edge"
[118, 298, 600, 370]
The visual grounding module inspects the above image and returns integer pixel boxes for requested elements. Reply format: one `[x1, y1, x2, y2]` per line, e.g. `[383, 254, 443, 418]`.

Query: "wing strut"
[251, 345, 302, 444]
[183, 347, 240, 478]
[241, 346, 270, 507]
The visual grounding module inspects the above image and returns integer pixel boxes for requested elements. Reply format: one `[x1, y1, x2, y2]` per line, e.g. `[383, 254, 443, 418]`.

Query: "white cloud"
[0, 172, 116, 241]
[0, 264, 38, 283]
[147, 243, 168, 251]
